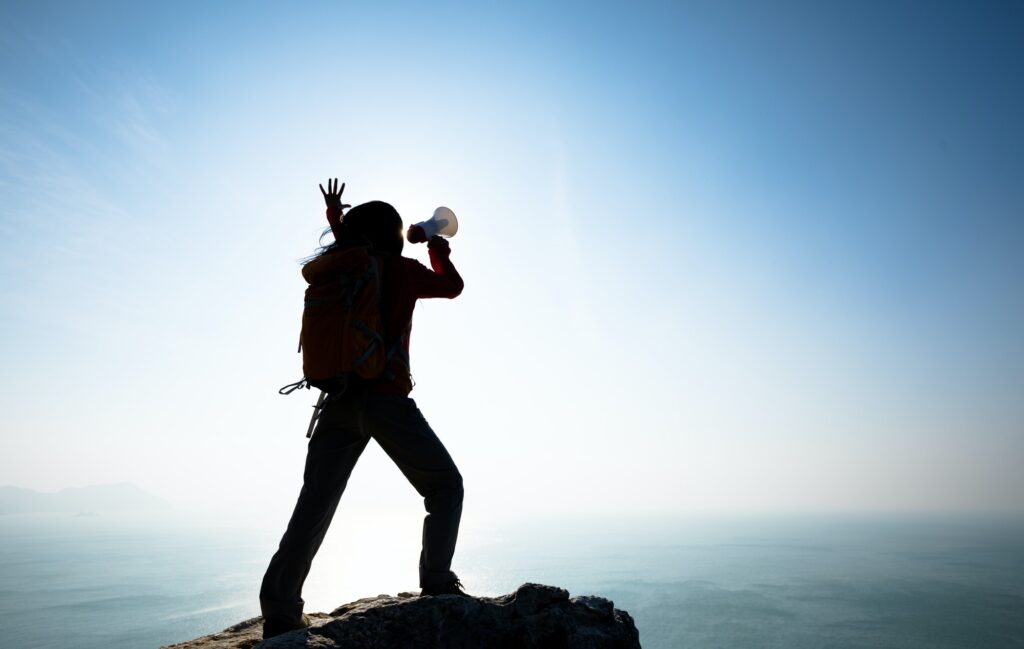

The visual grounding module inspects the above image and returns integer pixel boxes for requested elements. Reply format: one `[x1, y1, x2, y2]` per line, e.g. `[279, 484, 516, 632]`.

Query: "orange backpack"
[278, 246, 386, 398]
[279, 246, 412, 437]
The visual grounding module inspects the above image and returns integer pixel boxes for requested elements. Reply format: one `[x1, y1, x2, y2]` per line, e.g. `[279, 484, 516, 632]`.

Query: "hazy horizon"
[3, 1, 1023, 526]
[2, 481, 1022, 524]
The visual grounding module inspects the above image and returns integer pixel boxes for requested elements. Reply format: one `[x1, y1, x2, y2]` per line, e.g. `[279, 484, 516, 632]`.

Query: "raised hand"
[319, 177, 350, 241]
[319, 178, 351, 214]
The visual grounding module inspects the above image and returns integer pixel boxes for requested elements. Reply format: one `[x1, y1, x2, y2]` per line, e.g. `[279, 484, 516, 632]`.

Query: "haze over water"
[1, 512, 1022, 648]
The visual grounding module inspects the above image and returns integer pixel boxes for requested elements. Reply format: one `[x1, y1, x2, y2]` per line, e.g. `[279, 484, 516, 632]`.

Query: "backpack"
[278, 246, 410, 437]
[300, 245, 387, 389]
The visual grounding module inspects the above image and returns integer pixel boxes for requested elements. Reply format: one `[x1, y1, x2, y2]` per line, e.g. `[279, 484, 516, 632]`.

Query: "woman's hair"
[302, 200, 404, 265]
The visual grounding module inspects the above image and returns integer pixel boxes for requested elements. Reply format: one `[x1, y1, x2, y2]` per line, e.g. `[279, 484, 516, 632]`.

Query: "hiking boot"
[262, 613, 311, 639]
[420, 577, 469, 597]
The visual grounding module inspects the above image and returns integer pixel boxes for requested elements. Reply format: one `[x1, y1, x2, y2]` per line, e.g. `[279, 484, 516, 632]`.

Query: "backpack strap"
[350, 319, 385, 371]
[306, 381, 354, 439]
[386, 340, 410, 370]
[381, 336, 411, 382]
[278, 377, 310, 395]
[306, 390, 327, 438]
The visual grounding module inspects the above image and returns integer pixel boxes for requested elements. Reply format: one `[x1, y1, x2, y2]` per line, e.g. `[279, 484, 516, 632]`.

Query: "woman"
[258, 179, 467, 640]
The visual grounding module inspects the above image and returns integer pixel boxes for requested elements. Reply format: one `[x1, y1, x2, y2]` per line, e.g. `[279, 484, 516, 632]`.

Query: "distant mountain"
[0, 483, 170, 515]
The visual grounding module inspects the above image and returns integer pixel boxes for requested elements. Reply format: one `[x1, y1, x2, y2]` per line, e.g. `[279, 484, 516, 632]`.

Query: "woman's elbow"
[447, 279, 464, 298]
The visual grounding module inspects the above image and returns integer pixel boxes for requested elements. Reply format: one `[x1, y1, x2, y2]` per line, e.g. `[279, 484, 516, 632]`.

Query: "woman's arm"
[318, 177, 351, 241]
[421, 236, 464, 299]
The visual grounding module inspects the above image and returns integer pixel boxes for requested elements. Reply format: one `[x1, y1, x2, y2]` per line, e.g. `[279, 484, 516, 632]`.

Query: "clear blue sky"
[2, 0, 1022, 520]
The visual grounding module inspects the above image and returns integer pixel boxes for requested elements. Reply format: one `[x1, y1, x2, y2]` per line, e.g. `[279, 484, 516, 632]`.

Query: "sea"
[0, 512, 1022, 648]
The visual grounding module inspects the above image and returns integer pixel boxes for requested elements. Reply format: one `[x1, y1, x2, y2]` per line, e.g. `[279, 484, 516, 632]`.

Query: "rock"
[162, 583, 640, 649]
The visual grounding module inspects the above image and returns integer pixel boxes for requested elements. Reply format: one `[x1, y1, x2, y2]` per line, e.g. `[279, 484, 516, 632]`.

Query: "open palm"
[319, 178, 351, 213]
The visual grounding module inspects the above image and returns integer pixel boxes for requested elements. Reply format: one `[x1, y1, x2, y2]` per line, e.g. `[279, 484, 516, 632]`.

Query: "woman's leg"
[260, 390, 370, 623]
[362, 392, 464, 588]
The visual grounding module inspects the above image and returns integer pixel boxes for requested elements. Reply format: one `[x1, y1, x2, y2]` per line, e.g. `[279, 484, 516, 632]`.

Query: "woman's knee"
[426, 474, 463, 510]
[451, 474, 464, 502]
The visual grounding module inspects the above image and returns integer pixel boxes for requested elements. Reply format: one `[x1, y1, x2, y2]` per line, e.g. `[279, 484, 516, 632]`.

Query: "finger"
[333, 178, 339, 194]
[339, 182, 346, 196]
[319, 183, 327, 197]
[341, 203, 351, 209]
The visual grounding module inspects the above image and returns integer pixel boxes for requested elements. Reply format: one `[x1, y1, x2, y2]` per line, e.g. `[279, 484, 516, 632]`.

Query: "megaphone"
[408, 206, 458, 242]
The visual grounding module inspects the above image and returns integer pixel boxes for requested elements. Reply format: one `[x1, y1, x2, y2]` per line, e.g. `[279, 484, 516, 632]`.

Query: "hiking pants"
[259, 388, 464, 623]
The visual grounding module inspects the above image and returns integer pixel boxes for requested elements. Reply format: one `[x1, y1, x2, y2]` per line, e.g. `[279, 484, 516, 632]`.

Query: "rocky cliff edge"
[162, 583, 641, 649]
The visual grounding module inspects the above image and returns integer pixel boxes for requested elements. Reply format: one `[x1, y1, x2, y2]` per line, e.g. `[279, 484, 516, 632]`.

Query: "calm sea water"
[0, 512, 1021, 648]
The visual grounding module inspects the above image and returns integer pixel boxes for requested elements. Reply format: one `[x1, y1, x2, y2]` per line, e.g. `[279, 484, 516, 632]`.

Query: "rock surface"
[162, 583, 640, 648]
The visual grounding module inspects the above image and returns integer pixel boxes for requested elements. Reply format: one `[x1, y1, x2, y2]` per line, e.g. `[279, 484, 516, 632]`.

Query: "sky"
[1, 0, 1023, 526]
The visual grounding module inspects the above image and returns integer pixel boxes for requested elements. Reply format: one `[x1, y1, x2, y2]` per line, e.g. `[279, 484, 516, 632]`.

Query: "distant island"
[0, 482, 170, 515]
